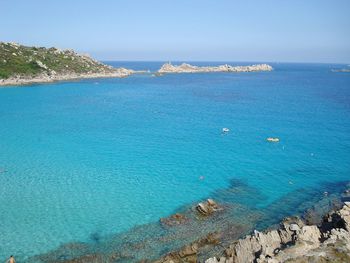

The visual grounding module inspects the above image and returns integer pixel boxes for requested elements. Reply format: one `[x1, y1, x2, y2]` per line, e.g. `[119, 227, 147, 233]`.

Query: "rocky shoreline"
[157, 63, 273, 74]
[0, 42, 136, 87]
[0, 68, 134, 87]
[156, 188, 350, 263]
[204, 202, 350, 263]
[24, 182, 350, 263]
[0, 62, 275, 87]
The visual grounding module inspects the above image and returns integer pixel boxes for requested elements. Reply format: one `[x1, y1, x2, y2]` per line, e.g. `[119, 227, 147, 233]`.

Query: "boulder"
[179, 244, 198, 258]
[196, 199, 221, 216]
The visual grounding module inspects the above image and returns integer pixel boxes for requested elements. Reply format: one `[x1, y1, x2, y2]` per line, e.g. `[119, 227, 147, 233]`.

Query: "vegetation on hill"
[0, 42, 115, 79]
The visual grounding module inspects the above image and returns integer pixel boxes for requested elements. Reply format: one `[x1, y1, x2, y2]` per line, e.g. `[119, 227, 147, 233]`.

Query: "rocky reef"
[157, 62, 273, 74]
[0, 42, 134, 86]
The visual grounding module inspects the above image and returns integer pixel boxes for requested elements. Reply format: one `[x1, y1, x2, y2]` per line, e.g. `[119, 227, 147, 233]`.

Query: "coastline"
[23, 181, 350, 263]
[161, 201, 350, 263]
[0, 42, 137, 87]
[0, 69, 133, 87]
[156, 184, 350, 263]
[0, 62, 274, 87]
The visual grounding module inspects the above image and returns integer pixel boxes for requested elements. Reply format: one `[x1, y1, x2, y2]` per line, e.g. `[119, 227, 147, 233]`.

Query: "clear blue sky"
[1, 0, 350, 63]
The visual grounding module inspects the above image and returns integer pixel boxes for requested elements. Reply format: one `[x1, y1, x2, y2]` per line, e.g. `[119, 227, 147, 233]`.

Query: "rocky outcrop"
[157, 62, 273, 74]
[196, 199, 222, 216]
[0, 42, 135, 86]
[0, 68, 133, 86]
[332, 68, 350, 73]
[205, 202, 350, 263]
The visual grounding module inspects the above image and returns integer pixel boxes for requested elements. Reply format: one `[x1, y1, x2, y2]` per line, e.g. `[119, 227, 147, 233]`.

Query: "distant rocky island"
[331, 68, 350, 73]
[157, 62, 273, 74]
[0, 42, 134, 86]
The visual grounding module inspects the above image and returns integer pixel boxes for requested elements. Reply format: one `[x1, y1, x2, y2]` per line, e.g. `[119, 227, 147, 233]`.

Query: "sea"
[0, 62, 349, 262]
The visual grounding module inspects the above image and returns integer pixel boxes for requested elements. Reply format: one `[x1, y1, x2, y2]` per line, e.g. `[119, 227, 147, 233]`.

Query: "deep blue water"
[0, 62, 349, 261]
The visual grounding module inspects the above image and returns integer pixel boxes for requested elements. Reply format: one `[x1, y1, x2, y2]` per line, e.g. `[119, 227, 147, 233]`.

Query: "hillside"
[0, 42, 133, 86]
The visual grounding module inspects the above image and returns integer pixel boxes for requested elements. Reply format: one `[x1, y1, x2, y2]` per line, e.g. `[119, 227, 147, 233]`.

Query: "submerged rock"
[155, 233, 221, 263]
[160, 213, 189, 227]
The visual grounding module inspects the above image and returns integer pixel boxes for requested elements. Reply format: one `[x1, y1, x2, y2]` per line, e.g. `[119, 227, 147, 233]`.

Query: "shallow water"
[0, 62, 349, 261]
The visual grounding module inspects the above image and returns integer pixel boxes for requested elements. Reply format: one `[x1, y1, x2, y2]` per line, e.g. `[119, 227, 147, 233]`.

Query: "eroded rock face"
[205, 204, 350, 263]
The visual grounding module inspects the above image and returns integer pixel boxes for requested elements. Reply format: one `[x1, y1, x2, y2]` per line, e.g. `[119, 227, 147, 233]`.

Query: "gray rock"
[289, 223, 301, 232]
[205, 203, 350, 263]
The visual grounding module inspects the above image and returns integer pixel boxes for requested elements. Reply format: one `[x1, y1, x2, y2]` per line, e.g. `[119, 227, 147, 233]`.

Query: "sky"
[1, 0, 350, 63]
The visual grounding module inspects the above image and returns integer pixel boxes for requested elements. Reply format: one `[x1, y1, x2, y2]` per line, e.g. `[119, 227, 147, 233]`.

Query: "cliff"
[0, 42, 133, 86]
[157, 62, 273, 74]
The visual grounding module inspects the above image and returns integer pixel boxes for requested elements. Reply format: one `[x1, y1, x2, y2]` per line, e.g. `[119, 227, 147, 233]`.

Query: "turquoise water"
[0, 62, 350, 261]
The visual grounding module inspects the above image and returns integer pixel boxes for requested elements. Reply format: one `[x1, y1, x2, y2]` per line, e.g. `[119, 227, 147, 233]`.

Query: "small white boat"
[222, 128, 230, 133]
[267, 137, 279, 142]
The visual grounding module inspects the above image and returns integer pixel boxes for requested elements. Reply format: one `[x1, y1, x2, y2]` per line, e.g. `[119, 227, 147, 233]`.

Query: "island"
[0, 42, 134, 86]
[331, 68, 350, 73]
[157, 62, 273, 74]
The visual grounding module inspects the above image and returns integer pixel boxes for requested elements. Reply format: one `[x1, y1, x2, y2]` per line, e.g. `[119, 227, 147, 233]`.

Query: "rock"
[223, 228, 284, 263]
[289, 223, 301, 232]
[203, 201, 350, 263]
[205, 257, 234, 263]
[339, 203, 350, 231]
[35, 60, 48, 70]
[297, 225, 321, 245]
[196, 199, 221, 216]
[179, 244, 198, 257]
[199, 232, 221, 245]
[160, 213, 188, 226]
[157, 62, 273, 74]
